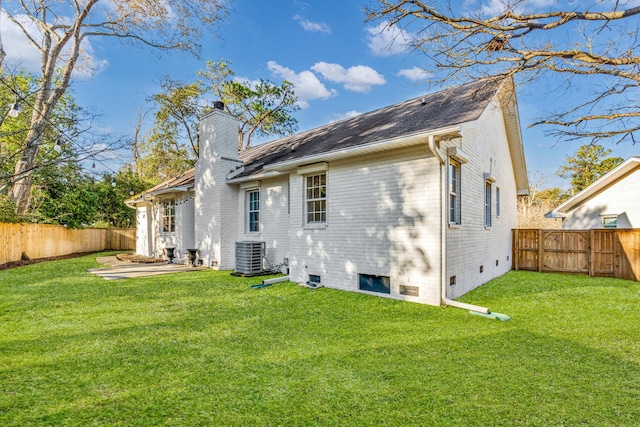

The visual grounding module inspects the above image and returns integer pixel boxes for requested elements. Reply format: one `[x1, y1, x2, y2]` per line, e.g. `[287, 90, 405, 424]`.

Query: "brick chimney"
[194, 104, 242, 269]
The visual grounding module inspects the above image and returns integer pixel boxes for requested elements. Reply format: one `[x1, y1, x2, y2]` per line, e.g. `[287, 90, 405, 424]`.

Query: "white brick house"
[127, 79, 529, 306]
[546, 156, 640, 229]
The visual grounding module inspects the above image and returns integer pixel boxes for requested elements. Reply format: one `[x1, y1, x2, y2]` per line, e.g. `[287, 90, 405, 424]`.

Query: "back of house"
[128, 78, 528, 306]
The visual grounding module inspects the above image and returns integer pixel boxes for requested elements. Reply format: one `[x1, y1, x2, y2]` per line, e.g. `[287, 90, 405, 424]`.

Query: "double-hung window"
[485, 181, 492, 228]
[306, 173, 327, 224]
[449, 160, 461, 224]
[247, 189, 260, 233]
[162, 200, 176, 233]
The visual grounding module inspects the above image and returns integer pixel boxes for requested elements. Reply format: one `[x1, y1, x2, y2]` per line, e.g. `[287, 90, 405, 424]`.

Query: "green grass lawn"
[1, 253, 639, 426]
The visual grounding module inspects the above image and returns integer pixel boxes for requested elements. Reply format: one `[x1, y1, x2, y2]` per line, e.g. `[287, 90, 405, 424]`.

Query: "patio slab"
[87, 256, 209, 280]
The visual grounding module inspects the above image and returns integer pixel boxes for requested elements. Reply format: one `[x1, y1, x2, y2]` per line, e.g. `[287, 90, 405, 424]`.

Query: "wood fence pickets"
[513, 229, 640, 281]
[0, 223, 135, 265]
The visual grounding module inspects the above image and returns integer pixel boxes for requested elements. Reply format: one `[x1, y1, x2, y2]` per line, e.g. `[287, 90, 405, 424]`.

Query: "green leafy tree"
[138, 60, 300, 183]
[198, 59, 300, 150]
[5, 0, 230, 214]
[558, 145, 623, 194]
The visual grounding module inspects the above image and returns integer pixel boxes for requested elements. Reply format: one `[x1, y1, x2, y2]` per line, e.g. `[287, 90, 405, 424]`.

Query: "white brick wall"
[234, 176, 291, 272]
[288, 146, 443, 305]
[562, 169, 640, 229]
[446, 101, 518, 299]
[195, 109, 241, 269]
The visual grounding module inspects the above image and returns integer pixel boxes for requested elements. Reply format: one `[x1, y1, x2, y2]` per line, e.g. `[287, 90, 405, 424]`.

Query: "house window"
[306, 173, 327, 224]
[162, 200, 176, 233]
[602, 216, 617, 229]
[449, 160, 461, 224]
[358, 274, 391, 294]
[485, 181, 492, 228]
[247, 189, 260, 233]
[496, 187, 500, 217]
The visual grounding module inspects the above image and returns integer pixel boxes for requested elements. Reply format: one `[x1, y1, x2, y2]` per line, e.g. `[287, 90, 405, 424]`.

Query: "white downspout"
[428, 135, 490, 314]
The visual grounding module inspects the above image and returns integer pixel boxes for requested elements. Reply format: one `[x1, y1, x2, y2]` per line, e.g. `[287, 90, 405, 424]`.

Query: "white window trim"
[485, 181, 492, 229]
[448, 159, 461, 227]
[246, 188, 260, 234]
[304, 172, 327, 228]
[161, 200, 176, 234]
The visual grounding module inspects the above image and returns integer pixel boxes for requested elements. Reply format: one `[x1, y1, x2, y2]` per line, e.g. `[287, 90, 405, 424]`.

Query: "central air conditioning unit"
[235, 241, 265, 275]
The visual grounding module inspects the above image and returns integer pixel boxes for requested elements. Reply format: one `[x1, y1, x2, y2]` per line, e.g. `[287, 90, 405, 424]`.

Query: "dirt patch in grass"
[116, 253, 166, 264]
[0, 252, 101, 271]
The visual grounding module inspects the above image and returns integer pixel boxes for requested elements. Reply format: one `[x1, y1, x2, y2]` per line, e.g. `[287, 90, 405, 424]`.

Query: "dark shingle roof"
[136, 79, 502, 196]
[236, 79, 500, 178]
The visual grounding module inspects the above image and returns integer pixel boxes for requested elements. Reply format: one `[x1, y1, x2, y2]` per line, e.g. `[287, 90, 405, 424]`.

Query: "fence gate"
[541, 230, 589, 274]
[512, 229, 639, 281]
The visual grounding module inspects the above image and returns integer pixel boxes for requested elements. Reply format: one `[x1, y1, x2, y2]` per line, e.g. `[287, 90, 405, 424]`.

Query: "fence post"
[589, 229, 595, 277]
[538, 229, 543, 272]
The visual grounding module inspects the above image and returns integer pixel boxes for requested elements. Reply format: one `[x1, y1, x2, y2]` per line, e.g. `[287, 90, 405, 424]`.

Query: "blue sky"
[2, 0, 638, 189]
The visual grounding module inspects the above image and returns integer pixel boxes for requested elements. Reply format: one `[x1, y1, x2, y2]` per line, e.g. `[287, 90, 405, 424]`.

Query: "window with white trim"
[247, 189, 260, 233]
[449, 160, 461, 224]
[485, 181, 492, 228]
[602, 216, 617, 229]
[305, 173, 327, 224]
[162, 200, 176, 233]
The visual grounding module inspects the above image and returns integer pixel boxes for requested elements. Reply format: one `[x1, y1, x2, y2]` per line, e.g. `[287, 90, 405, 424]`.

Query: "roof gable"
[547, 156, 640, 217]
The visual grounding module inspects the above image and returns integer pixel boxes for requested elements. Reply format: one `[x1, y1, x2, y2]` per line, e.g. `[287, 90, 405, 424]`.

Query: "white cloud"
[0, 11, 108, 80]
[311, 62, 385, 93]
[396, 66, 433, 83]
[331, 110, 362, 122]
[267, 61, 336, 108]
[365, 21, 414, 57]
[293, 15, 331, 34]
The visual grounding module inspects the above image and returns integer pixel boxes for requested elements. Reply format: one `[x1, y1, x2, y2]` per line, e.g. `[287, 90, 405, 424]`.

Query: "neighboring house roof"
[546, 156, 640, 218]
[130, 78, 528, 203]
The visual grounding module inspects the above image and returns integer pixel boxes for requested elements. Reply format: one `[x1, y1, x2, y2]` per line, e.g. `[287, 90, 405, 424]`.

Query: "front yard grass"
[1, 253, 638, 426]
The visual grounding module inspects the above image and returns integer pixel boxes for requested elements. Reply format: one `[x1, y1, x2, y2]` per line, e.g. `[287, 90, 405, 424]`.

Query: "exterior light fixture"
[53, 138, 62, 153]
[111, 177, 116, 188]
[129, 187, 134, 196]
[7, 101, 20, 118]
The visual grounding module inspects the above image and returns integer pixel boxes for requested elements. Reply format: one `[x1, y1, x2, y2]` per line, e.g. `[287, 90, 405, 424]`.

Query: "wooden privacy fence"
[0, 223, 135, 265]
[512, 229, 640, 281]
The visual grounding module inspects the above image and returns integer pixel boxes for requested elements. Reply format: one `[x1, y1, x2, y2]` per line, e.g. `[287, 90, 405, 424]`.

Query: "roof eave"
[548, 156, 640, 215]
[261, 125, 463, 173]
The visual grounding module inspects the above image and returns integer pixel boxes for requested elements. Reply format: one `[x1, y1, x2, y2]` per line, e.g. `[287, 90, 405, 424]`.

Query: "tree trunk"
[10, 117, 48, 214]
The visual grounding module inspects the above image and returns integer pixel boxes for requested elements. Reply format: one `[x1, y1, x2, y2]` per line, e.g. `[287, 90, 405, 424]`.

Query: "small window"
[602, 216, 617, 229]
[162, 200, 175, 233]
[358, 274, 390, 294]
[309, 274, 321, 284]
[496, 187, 500, 217]
[485, 181, 492, 228]
[247, 189, 260, 233]
[449, 160, 461, 224]
[306, 173, 327, 224]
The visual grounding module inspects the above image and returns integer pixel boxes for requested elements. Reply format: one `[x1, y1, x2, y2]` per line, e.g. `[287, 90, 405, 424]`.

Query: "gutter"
[428, 135, 500, 317]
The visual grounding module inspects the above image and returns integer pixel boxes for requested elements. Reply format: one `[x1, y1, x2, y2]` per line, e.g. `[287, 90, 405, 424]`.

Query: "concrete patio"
[87, 256, 209, 280]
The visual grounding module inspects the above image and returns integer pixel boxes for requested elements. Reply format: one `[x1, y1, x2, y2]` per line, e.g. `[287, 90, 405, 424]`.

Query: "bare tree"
[366, 1, 640, 144]
[4, 0, 230, 214]
[0, 0, 5, 70]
